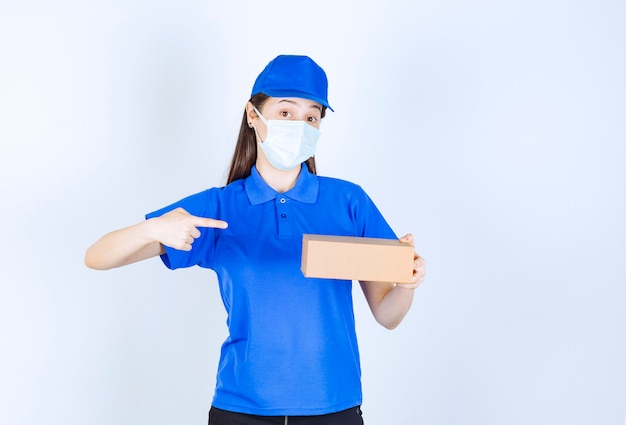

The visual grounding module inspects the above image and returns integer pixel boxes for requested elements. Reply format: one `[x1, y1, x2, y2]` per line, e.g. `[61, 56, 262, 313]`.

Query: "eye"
[280, 110, 292, 118]
[307, 116, 318, 123]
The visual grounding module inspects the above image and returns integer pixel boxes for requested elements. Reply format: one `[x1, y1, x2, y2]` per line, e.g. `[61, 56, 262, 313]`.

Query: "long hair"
[226, 93, 326, 184]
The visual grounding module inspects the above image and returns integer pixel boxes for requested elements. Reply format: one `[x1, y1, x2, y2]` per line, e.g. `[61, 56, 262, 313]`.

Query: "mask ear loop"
[251, 106, 268, 143]
[252, 106, 268, 125]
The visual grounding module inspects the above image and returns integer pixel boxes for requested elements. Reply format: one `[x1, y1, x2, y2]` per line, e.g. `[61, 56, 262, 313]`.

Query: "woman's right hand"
[151, 207, 228, 251]
[85, 208, 228, 270]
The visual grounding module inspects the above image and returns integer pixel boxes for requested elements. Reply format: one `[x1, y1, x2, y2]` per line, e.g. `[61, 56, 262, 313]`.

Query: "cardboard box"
[301, 234, 414, 283]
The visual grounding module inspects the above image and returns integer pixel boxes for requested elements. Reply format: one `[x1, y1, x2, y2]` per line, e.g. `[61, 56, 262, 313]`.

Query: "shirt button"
[281, 213, 287, 219]
[279, 198, 286, 204]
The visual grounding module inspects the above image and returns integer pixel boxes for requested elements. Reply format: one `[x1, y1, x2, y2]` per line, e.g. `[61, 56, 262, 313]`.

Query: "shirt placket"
[276, 196, 294, 238]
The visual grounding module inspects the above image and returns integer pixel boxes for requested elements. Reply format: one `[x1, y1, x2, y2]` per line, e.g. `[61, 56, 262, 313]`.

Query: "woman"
[85, 55, 426, 425]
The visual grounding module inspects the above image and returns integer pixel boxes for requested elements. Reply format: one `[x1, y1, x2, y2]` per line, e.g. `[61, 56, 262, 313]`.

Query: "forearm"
[360, 281, 416, 330]
[84, 219, 163, 270]
[375, 284, 416, 330]
[361, 234, 426, 329]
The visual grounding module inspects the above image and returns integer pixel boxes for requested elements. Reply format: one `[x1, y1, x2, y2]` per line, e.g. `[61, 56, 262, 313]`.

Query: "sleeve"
[145, 189, 219, 270]
[352, 187, 398, 240]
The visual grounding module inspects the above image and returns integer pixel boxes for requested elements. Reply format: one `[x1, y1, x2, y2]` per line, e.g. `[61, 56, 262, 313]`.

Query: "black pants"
[208, 406, 364, 425]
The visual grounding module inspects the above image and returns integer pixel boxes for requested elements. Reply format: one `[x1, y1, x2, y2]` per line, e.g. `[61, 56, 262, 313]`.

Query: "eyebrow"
[277, 99, 322, 111]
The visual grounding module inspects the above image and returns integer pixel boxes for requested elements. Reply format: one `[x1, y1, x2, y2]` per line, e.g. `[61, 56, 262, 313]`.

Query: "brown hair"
[226, 93, 326, 184]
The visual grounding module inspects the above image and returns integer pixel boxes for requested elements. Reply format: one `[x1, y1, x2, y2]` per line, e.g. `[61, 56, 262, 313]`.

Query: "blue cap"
[251, 55, 333, 111]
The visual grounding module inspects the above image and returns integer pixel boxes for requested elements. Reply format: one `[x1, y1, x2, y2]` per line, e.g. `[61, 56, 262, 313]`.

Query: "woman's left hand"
[396, 233, 426, 289]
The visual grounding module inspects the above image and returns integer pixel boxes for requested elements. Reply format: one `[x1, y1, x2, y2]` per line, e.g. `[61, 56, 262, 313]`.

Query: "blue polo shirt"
[146, 164, 396, 416]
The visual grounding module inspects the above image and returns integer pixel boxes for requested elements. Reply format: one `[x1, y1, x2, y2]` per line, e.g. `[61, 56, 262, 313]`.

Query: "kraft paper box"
[301, 234, 414, 283]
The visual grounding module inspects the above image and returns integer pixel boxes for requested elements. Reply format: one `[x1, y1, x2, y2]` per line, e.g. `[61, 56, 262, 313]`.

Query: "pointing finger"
[191, 216, 229, 229]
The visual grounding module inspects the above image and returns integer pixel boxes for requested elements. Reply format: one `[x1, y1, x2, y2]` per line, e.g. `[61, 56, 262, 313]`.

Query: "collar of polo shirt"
[245, 163, 319, 205]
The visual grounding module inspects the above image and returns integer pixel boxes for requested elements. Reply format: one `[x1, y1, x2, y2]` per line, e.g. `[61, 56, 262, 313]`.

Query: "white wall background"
[1, 1, 624, 424]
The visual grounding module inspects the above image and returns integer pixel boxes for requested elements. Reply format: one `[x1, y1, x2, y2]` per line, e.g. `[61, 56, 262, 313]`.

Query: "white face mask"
[252, 107, 321, 171]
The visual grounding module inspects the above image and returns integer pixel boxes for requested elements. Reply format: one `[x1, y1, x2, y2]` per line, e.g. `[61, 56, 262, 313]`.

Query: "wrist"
[140, 217, 162, 243]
